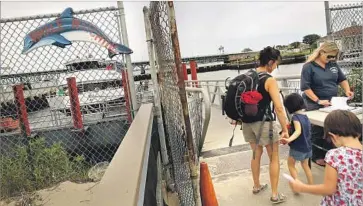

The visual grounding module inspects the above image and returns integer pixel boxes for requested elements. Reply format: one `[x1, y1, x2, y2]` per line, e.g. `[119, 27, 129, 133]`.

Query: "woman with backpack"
[300, 41, 353, 166]
[241, 46, 289, 204]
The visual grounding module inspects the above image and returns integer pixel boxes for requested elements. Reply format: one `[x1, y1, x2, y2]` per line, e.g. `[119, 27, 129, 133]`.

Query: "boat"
[46, 57, 127, 123]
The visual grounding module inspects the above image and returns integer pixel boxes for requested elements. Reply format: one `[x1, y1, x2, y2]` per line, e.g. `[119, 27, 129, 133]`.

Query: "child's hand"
[289, 179, 305, 193]
[280, 138, 290, 145]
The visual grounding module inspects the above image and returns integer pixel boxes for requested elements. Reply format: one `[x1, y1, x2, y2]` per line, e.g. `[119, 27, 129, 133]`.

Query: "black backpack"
[221, 69, 273, 156]
[222, 69, 271, 122]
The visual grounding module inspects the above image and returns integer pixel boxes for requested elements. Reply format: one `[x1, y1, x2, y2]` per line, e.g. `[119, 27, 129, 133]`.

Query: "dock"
[199, 106, 324, 205]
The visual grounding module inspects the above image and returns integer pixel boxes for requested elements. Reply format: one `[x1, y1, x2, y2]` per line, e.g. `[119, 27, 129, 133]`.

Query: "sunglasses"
[327, 55, 337, 59]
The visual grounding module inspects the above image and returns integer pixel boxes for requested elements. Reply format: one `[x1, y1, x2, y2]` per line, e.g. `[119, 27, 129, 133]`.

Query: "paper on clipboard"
[330, 97, 350, 109]
[319, 96, 363, 114]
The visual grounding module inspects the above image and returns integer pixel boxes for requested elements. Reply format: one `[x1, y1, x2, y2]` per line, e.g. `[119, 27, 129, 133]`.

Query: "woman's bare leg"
[249, 142, 264, 189]
[265, 142, 280, 197]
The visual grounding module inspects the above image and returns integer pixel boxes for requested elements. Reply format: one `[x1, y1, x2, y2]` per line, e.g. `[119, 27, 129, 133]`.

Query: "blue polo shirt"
[300, 61, 346, 102]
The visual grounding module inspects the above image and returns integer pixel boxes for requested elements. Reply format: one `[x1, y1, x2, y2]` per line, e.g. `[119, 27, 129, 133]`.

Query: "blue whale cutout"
[22, 7, 133, 58]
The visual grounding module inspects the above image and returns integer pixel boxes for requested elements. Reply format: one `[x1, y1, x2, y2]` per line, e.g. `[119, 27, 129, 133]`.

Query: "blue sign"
[22, 7, 133, 58]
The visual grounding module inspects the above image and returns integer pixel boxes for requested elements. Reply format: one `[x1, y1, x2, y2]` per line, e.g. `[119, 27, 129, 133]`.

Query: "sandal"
[270, 193, 286, 204]
[252, 184, 268, 194]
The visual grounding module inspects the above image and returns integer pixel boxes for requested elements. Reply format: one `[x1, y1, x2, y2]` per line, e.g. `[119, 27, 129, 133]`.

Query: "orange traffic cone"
[200, 162, 218, 206]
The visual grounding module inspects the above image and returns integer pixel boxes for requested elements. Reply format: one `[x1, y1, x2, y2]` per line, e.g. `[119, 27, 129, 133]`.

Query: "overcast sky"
[0, 1, 358, 62]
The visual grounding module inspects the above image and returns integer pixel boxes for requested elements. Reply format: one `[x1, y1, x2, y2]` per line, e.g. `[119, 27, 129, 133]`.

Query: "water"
[190, 63, 304, 81]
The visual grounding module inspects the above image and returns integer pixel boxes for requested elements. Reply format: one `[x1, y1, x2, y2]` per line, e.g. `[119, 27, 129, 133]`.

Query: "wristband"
[315, 99, 320, 104]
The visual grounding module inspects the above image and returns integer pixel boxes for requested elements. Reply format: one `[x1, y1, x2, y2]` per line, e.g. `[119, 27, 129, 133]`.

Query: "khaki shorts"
[242, 121, 280, 146]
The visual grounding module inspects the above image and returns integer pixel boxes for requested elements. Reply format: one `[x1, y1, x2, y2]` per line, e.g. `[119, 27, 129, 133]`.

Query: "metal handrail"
[185, 74, 303, 106]
[185, 87, 211, 154]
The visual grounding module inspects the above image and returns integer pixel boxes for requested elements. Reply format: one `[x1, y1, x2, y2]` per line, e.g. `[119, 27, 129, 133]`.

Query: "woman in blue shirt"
[300, 41, 353, 166]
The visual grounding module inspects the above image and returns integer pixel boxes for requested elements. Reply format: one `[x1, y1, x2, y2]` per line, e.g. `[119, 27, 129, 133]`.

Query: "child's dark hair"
[258, 46, 282, 66]
[324, 110, 362, 139]
[283, 93, 306, 114]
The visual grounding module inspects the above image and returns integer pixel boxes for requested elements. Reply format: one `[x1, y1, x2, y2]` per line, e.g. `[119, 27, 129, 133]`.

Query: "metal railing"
[185, 80, 226, 107]
[185, 76, 300, 107]
[185, 71, 363, 108]
[186, 87, 211, 155]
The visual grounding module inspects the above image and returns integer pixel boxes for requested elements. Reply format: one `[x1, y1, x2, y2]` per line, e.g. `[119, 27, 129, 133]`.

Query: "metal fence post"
[13, 84, 35, 182]
[167, 2, 201, 205]
[190, 60, 198, 88]
[13, 84, 31, 136]
[121, 68, 133, 122]
[324, 1, 332, 35]
[143, 6, 173, 190]
[117, 1, 138, 115]
[67, 77, 84, 130]
[183, 63, 188, 81]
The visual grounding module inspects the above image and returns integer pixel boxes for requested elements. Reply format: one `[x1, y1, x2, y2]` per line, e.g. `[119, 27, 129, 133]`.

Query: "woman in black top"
[242, 47, 289, 203]
[300, 41, 353, 166]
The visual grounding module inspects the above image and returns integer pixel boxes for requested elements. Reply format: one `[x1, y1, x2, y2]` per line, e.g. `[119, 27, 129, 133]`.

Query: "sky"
[0, 1, 359, 62]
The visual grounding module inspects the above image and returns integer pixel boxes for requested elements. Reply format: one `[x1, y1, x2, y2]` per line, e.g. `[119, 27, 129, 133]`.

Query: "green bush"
[339, 68, 363, 103]
[0, 137, 90, 199]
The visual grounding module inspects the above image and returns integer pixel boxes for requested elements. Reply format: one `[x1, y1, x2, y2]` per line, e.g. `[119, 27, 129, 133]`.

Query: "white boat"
[47, 57, 127, 121]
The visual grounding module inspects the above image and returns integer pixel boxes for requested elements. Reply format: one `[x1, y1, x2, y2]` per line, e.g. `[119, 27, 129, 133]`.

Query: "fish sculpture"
[22, 7, 133, 58]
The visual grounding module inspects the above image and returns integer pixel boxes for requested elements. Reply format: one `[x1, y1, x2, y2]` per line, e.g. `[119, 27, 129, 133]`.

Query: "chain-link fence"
[149, 2, 199, 206]
[327, 2, 363, 103]
[0, 7, 135, 200]
[187, 92, 203, 156]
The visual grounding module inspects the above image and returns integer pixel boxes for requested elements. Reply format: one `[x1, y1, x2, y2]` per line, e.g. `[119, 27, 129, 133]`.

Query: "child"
[282, 93, 314, 185]
[289, 110, 363, 205]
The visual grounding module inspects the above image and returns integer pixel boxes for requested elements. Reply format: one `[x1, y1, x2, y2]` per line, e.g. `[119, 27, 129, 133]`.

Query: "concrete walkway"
[200, 106, 324, 206]
[203, 106, 246, 151]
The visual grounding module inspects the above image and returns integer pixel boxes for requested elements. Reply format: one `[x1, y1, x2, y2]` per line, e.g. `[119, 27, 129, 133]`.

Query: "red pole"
[190, 60, 198, 87]
[121, 69, 132, 122]
[67, 77, 83, 130]
[13, 84, 31, 136]
[182, 63, 188, 81]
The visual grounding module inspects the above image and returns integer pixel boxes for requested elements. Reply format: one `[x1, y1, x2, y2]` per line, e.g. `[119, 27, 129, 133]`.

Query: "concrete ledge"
[90, 103, 154, 206]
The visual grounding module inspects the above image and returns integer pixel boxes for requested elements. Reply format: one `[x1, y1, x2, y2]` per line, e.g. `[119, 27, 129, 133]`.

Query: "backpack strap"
[229, 123, 238, 147]
[256, 72, 270, 90]
[228, 121, 244, 147]
[267, 104, 274, 146]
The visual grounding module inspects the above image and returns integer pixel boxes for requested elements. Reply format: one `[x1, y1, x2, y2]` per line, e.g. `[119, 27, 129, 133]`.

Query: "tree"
[242, 48, 252, 52]
[289, 41, 301, 49]
[302, 34, 321, 45]
[311, 42, 318, 50]
[275, 45, 285, 50]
